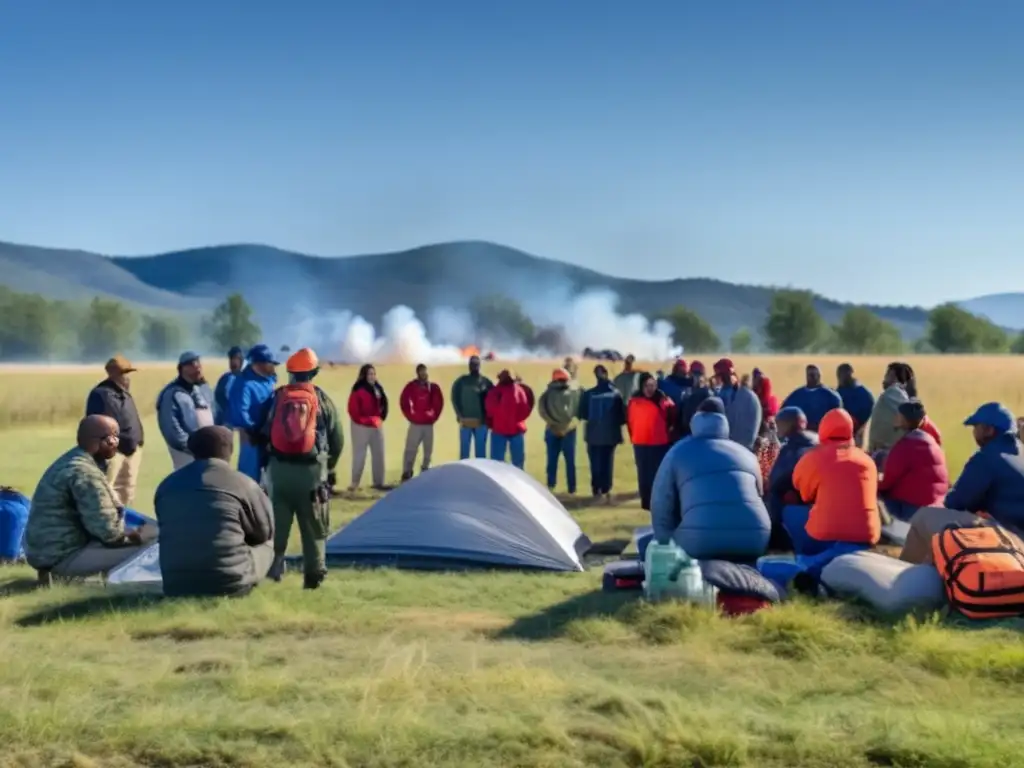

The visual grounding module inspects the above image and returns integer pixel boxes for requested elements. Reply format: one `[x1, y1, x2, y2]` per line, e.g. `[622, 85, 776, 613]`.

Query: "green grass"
[1, 358, 1023, 766]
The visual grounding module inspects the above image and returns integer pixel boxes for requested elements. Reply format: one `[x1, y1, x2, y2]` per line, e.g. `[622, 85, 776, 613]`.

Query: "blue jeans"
[782, 504, 868, 579]
[544, 429, 577, 493]
[587, 444, 616, 494]
[881, 496, 918, 523]
[237, 441, 261, 482]
[459, 425, 489, 459]
[491, 433, 525, 469]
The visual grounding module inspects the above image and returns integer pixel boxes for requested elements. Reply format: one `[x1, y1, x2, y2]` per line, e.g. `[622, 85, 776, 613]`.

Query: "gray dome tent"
[325, 459, 591, 571]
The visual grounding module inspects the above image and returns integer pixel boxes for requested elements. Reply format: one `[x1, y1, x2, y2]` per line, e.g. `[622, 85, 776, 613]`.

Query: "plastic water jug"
[643, 541, 716, 605]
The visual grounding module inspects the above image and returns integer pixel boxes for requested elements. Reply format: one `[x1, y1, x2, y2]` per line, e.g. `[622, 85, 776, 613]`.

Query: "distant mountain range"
[0, 239, 1019, 341]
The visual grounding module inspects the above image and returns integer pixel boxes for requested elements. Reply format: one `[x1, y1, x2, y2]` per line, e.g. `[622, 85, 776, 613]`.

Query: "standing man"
[835, 363, 876, 448]
[451, 355, 493, 459]
[229, 344, 279, 481]
[399, 364, 444, 481]
[578, 364, 626, 502]
[214, 346, 245, 426]
[539, 368, 582, 494]
[781, 364, 844, 432]
[257, 347, 343, 589]
[85, 355, 145, 508]
[157, 351, 217, 470]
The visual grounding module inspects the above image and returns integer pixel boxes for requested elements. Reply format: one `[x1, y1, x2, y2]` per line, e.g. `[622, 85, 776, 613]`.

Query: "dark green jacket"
[155, 458, 274, 598]
[451, 374, 493, 422]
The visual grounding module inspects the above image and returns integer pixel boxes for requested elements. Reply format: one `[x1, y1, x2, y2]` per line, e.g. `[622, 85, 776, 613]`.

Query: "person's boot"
[303, 570, 326, 590]
[400, 471, 413, 483]
[268, 552, 284, 581]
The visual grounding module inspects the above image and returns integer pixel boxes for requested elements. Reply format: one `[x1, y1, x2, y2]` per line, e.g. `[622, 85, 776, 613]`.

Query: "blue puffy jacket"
[837, 383, 875, 429]
[766, 430, 818, 522]
[718, 385, 762, 450]
[650, 411, 771, 560]
[781, 386, 843, 431]
[228, 365, 277, 434]
[577, 380, 626, 446]
[213, 371, 238, 426]
[945, 432, 1024, 535]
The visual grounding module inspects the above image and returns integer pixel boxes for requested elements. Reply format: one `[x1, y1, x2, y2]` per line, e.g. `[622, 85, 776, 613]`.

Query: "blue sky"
[1, 0, 1022, 305]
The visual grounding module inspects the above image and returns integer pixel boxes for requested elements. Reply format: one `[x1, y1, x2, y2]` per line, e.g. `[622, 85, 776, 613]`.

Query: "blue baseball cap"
[178, 350, 200, 366]
[247, 344, 280, 365]
[964, 402, 1015, 434]
[777, 406, 806, 423]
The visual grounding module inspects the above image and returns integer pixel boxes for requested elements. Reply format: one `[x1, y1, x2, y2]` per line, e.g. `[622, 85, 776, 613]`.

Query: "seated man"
[766, 406, 818, 549]
[785, 409, 880, 574]
[651, 398, 770, 563]
[24, 415, 157, 580]
[901, 403, 1024, 564]
[877, 400, 948, 522]
[154, 426, 275, 598]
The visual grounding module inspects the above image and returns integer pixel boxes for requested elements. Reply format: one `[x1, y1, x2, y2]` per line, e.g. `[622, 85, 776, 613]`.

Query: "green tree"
[141, 316, 186, 359]
[0, 288, 60, 360]
[662, 306, 720, 352]
[470, 295, 535, 344]
[1012, 333, 1024, 355]
[927, 303, 1009, 353]
[763, 290, 826, 352]
[832, 307, 903, 354]
[730, 327, 753, 354]
[79, 297, 138, 360]
[203, 294, 262, 351]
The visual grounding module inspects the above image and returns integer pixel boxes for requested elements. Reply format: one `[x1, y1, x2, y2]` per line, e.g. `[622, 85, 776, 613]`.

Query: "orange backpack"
[932, 524, 1024, 620]
[269, 383, 321, 457]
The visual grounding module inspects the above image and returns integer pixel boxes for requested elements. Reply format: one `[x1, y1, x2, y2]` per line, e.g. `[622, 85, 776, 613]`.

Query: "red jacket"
[485, 381, 533, 436]
[757, 376, 780, 419]
[627, 395, 676, 446]
[400, 380, 444, 425]
[920, 416, 942, 446]
[878, 429, 949, 508]
[348, 386, 386, 428]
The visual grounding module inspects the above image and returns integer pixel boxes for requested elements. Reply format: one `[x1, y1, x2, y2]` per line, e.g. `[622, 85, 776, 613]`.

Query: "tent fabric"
[325, 459, 591, 571]
[107, 542, 163, 588]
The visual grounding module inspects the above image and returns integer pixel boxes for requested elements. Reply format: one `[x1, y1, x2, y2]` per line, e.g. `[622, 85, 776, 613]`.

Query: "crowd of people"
[11, 345, 1024, 602]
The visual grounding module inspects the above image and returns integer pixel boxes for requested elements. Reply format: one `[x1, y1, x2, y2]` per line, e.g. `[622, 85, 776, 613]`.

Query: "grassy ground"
[1, 356, 1023, 767]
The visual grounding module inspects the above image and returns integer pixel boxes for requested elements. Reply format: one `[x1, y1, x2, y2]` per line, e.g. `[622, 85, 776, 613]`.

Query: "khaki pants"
[351, 424, 385, 487]
[168, 447, 193, 471]
[900, 507, 1024, 564]
[403, 424, 434, 476]
[53, 523, 159, 579]
[106, 447, 144, 508]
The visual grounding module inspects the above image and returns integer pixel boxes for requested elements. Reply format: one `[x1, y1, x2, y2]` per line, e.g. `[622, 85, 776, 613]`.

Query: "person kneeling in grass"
[24, 415, 157, 581]
[155, 425, 275, 597]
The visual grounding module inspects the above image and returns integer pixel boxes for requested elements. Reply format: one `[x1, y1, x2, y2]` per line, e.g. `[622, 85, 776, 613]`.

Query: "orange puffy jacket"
[627, 395, 676, 446]
[792, 408, 880, 545]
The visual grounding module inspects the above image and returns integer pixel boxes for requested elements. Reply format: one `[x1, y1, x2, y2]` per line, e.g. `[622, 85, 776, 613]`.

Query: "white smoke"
[282, 289, 681, 365]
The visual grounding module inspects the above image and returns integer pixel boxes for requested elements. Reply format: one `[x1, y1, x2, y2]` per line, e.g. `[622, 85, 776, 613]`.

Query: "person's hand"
[125, 528, 144, 545]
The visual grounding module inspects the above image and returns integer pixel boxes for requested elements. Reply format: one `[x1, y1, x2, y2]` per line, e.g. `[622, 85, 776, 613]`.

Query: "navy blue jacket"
[577, 380, 626, 446]
[766, 430, 819, 522]
[837, 382, 875, 429]
[677, 386, 714, 439]
[780, 386, 844, 431]
[657, 374, 693, 408]
[213, 371, 238, 427]
[945, 432, 1024, 534]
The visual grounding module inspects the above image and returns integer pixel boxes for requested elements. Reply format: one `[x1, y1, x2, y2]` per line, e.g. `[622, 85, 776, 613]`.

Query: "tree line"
[662, 290, 1024, 354]
[0, 287, 262, 361]
[0, 284, 1020, 361]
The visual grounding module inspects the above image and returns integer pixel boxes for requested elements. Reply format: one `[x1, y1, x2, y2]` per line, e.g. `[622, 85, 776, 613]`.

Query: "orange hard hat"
[286, 347, 319, 374]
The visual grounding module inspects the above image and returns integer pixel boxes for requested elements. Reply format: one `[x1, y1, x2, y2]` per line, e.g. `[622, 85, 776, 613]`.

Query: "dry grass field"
[1, 355, 1023, 767]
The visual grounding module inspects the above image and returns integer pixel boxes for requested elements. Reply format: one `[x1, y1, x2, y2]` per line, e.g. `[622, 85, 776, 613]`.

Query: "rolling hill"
[956, 293, 1024, 331]
[0, 238, 1015, 343]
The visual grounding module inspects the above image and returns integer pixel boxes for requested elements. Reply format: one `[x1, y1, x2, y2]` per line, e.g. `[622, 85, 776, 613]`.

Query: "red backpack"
[269, 383, 321, 456]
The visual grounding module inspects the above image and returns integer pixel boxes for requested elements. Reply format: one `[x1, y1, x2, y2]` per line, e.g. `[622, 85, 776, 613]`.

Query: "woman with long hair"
[347, 364, 389, 490]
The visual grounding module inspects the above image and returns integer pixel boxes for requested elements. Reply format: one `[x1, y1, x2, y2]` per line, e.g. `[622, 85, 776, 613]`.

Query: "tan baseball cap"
[105, 355, 137, 374]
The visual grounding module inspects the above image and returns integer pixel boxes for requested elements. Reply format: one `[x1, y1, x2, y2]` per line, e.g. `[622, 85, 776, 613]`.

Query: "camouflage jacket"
[24, 447, 125, 568]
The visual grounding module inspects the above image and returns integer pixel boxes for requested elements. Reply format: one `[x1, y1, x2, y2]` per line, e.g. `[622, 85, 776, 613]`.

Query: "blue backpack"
[0, 489, 30, 560]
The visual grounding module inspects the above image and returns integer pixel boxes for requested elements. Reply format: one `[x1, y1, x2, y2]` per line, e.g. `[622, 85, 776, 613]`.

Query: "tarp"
[107, 510, 161, 588]
[325, 459, 591, 571]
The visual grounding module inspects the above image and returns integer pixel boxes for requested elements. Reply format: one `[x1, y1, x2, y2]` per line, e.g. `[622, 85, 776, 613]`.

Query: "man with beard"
[451, 355, 493, 459]
[157, 351, 217, 470]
